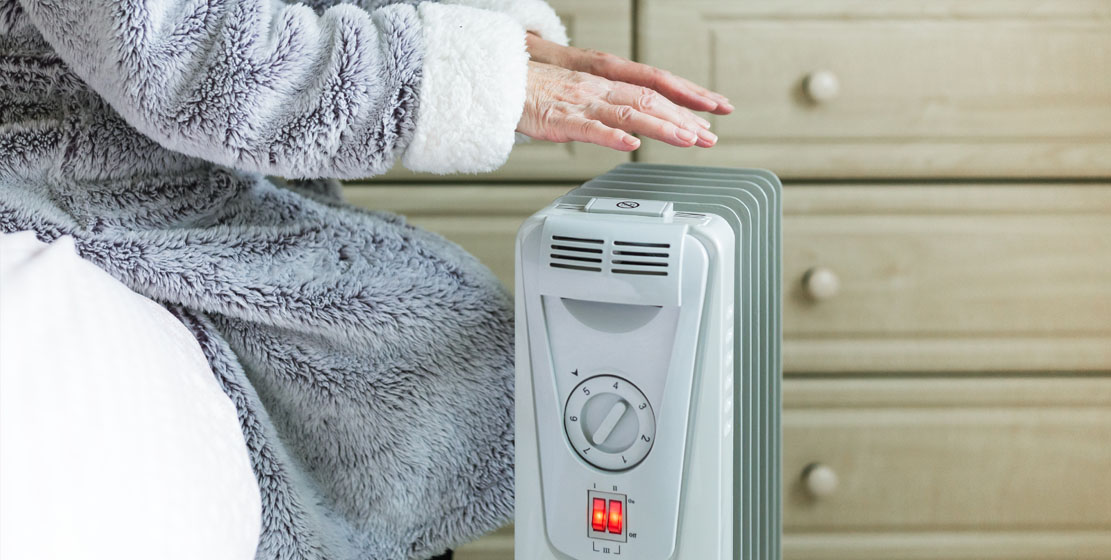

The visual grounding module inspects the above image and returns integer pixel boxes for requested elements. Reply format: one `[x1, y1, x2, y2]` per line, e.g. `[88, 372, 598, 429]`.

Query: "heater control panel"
[564, 375, 656, 471]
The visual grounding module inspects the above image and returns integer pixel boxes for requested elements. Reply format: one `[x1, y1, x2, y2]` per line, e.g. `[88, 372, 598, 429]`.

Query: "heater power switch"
[586, 490, 627, 543]
[591, 498, 607, 532]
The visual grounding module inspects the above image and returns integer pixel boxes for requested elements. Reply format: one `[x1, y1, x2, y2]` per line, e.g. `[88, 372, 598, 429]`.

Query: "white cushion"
[0, 232, 260, 560]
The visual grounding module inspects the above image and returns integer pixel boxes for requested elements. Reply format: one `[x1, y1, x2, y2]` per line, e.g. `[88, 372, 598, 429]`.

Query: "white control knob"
[804, 70, 840, 103]
[564, 375, 656, 471]
[803, 463, 839, 498]
[803, 266, 840, 301]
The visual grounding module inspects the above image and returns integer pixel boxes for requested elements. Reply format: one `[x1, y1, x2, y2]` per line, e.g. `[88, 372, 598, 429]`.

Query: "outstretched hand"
[517, 32, 733, 152]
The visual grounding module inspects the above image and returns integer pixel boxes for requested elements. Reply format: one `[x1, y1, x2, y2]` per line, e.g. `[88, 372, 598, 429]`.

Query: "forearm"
[19, 0, 531, 177]
[295, 0, 568, 45]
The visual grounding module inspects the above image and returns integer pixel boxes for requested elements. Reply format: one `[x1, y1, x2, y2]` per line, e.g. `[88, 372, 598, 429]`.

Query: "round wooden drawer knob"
[803, 463, 839, 498]
[804, 70, 840, 103]
[803, 266, 840, 300]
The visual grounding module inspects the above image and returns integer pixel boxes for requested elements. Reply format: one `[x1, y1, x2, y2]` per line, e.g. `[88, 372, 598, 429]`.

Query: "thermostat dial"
[564, 375, 656, 471]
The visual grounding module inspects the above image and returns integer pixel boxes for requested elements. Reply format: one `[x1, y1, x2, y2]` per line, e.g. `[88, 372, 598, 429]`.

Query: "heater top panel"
[539, 211, 691, 307]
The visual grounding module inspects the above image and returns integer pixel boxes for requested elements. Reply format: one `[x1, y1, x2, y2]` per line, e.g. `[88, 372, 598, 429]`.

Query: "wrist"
[402, 4, 529, 174]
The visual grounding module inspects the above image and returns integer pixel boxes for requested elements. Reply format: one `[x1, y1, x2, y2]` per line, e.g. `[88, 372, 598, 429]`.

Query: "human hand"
[516, 33, 732, 151]
[526, 32, 733, 116]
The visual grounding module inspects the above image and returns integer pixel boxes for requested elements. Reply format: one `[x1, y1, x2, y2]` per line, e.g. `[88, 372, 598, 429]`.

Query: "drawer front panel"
[638, 0, 1111, 178]
[347, 184, 1111, 373]
[784, 378, 1111, 531]
[784, 185, 1111, 372]
[379, 0, 630, 181]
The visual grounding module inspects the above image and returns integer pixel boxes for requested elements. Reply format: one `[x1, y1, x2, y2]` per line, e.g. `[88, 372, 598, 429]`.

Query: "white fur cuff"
[402, 4, 529, 174]
[444, 0, 569, 46]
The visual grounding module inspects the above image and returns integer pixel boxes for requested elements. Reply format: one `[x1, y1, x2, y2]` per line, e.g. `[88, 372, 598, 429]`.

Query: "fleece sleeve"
[304, 0, 569, 46]
[17, 0, 529, 177]
[440, 0, 568, 45]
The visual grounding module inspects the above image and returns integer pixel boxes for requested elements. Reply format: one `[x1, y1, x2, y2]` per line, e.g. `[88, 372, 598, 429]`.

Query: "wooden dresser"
[346, 1, 1111, 557]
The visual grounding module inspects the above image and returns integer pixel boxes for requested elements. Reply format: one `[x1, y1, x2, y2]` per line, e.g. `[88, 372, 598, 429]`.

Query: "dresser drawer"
[783, 377, 1111, 559]
[785, 184, 1111, 373]
[379, 0, 631, 181]
[638, 0, 1111, 178]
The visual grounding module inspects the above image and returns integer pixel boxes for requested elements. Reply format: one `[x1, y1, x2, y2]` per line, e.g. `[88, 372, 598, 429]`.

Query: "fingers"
[640, 65, 732, 115]
[604, 84, 717, 147]
[584, 53, 733, 115]
[517, 61, 717, 153]
[674, 74, 734, 115]
[560, 116, 641, 152]
[606, 83, 709, 129]
[524, 32, 570, 67]
[588, 103, 704, 148]
[525, 36, 733, 116]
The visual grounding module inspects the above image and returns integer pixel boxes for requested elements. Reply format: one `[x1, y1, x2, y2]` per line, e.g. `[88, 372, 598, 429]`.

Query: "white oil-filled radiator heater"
[515, 163, 782, 560]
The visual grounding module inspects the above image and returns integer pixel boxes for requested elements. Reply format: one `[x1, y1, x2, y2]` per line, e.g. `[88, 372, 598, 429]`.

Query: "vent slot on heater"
[612, 240, 670, 276]
[549, 235, 604, 272]
[547, 237, 671, 276]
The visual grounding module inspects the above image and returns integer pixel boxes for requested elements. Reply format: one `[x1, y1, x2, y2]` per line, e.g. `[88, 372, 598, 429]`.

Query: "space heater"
[515, 163, 782, 559]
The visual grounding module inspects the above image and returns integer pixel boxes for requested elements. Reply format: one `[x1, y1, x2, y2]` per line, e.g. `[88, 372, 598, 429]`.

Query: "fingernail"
[697, 128, 717, 145]
[676, 128, 697, 144]
[719, 100, 735, 112]
[695, 116, 712, 129]
[623, 135, 641, 147]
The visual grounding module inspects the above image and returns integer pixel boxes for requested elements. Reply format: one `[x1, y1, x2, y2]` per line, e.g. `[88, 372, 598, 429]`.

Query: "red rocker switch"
[607, 500, 623, 534]
[591, 498, 607, 532]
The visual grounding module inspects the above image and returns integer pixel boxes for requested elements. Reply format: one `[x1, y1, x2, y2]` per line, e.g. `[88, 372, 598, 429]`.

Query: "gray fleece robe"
[0, 0, 566, 558]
